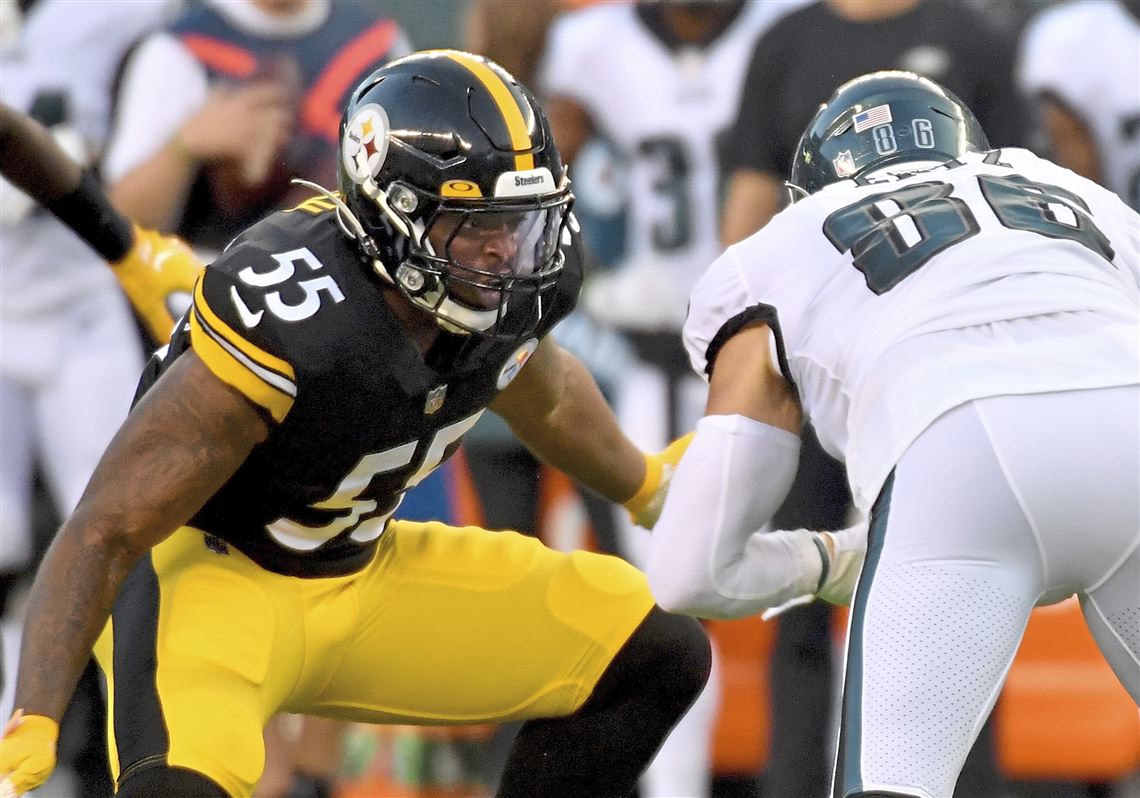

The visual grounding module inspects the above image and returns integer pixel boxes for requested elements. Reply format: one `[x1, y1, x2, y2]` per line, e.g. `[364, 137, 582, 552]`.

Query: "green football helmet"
[788, 70, 990, 201]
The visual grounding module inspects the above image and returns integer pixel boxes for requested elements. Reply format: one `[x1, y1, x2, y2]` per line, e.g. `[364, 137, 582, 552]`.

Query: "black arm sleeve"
[0, 103, 133, 261]
[44, 170, 134, 262]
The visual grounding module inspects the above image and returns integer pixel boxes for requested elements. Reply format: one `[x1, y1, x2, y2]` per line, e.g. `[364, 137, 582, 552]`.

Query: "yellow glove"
[111, 225, 203, 342]
[622, 432, 695, 529]
[0, 710, 58, 795]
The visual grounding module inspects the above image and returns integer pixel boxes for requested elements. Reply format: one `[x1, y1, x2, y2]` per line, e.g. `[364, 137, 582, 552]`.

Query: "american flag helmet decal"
[852, 104, 893, 133]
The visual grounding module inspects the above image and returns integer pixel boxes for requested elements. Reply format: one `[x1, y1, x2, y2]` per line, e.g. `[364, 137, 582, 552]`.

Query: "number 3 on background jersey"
[231, 247, 345, 326]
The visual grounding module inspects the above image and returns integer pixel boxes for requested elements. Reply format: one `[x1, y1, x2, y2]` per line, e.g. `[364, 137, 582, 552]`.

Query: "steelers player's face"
[427, 210, 528, 310]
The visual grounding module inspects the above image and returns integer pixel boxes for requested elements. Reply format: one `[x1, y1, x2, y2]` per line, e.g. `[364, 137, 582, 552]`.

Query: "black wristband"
[43, 169, 133, 262]
[811, 533, 830, 593]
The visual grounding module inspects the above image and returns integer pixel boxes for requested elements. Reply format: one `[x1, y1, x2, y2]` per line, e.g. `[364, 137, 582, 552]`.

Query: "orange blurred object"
[996, 598, 1140, 780]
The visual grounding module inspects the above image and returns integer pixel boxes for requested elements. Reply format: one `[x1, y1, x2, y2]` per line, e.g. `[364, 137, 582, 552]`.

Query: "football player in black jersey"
[0, 52, 710, 797]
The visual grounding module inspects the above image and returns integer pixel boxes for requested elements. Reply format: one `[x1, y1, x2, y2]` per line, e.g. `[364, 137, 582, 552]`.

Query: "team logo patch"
[833, 150, 856, 177]
[342, 103, 390, 185]
[497, 338, 539, 389]
[424, 384, 448, 416]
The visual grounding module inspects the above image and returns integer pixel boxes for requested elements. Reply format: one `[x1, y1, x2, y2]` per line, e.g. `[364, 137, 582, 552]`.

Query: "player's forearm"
[508, 351, 645, 504]
[12, 520, 142, 721]
[647, 414, 805, 618]
[0, 102, 83, 201]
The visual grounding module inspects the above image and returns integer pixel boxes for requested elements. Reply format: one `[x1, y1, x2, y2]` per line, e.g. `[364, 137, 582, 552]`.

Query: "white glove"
[813, 520, 868, 605]
[760, 519, 868, 620]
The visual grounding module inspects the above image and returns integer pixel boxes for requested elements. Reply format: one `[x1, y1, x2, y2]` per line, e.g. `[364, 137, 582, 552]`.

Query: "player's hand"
[177, 82, 294, 165]
[0, 710, 59, 795]
[623, 432, 695, 529]
[112, 225, 203, 341]
[813, 520, 868, 606]
[759, 520, 869, 621]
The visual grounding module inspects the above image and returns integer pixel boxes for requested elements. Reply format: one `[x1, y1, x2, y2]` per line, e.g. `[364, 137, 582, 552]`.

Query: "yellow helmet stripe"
[444, 51, 535, 171]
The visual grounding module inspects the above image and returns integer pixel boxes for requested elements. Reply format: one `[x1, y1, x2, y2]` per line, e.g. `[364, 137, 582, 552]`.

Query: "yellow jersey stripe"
[191, 309, 295, 423]
[445, 51, 535, 172]
[193, 279, 296, 382]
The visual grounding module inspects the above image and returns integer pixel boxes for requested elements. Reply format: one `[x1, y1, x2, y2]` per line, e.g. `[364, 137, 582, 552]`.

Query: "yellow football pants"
[93, 521, 654, 797]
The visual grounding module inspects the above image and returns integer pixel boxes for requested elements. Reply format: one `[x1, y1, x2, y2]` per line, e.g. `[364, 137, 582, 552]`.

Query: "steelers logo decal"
[497, 338, 539, 389]
[342, 103, 390, 184]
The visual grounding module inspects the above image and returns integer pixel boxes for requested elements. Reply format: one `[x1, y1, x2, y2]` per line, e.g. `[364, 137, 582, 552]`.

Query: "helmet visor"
[426, 204, 567, 310]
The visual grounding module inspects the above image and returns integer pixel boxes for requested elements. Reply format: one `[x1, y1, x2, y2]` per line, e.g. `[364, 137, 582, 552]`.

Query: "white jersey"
[0, 0, 174, 314]
[684, 149, 1140, 511]
[1018, 0, 1140, 209]
[541, 1, 804, 329]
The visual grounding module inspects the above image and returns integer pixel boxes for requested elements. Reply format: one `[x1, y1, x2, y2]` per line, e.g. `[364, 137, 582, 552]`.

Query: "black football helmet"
[788, 71, 990, 201]
[333, 49, 573, 339]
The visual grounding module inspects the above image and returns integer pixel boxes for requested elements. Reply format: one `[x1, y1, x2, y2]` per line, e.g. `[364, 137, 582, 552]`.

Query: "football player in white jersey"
[0, 1, 191, 792]
[647, 71, 1140, 798]
[0, 0, 174, 586]
[1018, 0, 1140, 211]
[539, 3, 806, 793]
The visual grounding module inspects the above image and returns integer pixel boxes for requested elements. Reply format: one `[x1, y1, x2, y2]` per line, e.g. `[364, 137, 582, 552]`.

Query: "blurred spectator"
[464, 0, 561, 87]
[104, 0, 410, 253]
[0, 1, 178, 795]
[102, 3, 409, 795]
[720, 0, 1027, 245]
[718, 1, 1027, 796]
[1018, 0, 1140, 211]
[540, 2, 805, 795]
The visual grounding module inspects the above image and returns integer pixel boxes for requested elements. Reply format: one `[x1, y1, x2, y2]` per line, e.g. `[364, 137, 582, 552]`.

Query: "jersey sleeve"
[189, 259, 299, 423]
[683, 247, 752, 379]
[103, 32, 209, 182]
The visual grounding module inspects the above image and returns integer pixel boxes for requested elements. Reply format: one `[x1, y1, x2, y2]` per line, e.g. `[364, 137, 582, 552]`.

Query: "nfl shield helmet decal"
[833, 150, 857, 178]
[497, 338, 539, 389]
[342, 103, 390, 185]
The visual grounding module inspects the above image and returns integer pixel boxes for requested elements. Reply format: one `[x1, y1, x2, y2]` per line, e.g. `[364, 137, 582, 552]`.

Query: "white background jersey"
[1018, 0, 1140, 210]
[540, 1, 804, 327]
[0, 0, 175, 314]
[685, 149, 1140, 511]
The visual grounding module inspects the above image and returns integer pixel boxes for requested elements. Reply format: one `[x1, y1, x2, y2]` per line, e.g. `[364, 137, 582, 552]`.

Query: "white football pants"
[836, 385, 1140, 798]
[0, 287, 143, 571]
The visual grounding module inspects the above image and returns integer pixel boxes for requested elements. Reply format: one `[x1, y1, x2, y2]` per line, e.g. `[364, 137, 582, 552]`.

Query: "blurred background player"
[537, 2, 806, 794]
[1017, 0, 1140, 212]
[721, 0, 1028, 243]
[0, 2, 182, 793]
[101, 3, 410, 795]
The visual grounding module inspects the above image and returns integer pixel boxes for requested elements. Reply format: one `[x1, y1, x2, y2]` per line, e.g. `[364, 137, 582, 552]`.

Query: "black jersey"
[140, 196, 582, 577]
